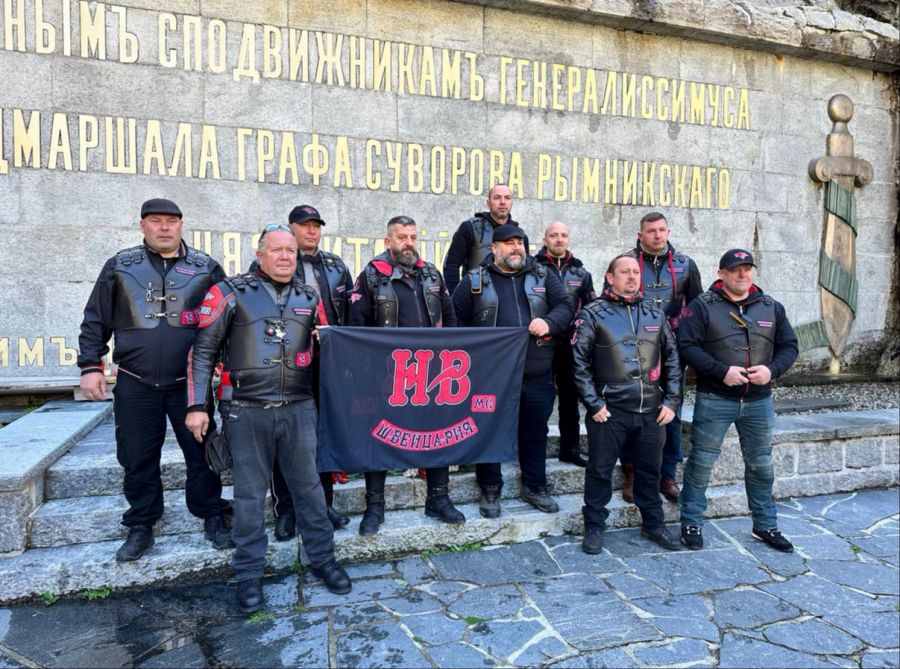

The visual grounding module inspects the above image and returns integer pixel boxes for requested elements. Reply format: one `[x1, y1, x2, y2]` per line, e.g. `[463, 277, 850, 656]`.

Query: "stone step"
[1, 484, 750, 603]
[30, 462, 592, 549]
[42, 420, 581, 500]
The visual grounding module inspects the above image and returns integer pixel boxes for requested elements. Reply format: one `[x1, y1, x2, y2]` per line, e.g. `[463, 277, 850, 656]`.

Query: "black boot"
[478, 484, 502, 519]
[274, 512, 297, 541]
[204, 514, 236, 549]
[425, 486, 466, 524]
[327, 506, 350, 529]
[321, 473, 349, 529]
[359, 471, 386, 536]
[115, 525, 154, 562]
[237, 578, 265, 614]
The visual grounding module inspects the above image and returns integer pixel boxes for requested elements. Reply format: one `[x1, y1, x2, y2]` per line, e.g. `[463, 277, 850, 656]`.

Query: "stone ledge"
[458, 0, 899, 71]
[0, 401, 112, 492]
[0, 484, 745, 603]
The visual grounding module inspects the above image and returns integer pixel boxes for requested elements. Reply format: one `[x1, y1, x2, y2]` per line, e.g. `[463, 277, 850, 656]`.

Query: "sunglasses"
[259, 224, 292, 241]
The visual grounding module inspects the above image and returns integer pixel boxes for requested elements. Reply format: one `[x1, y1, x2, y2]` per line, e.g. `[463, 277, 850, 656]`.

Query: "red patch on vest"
[180, 309, 200, 326]
[371, 260, 392, 276]
[649, 362, 661, 382]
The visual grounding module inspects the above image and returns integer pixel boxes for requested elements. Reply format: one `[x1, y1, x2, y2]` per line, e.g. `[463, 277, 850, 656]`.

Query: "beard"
[395, 246, 419, 268]
[498, 252, 525, 271]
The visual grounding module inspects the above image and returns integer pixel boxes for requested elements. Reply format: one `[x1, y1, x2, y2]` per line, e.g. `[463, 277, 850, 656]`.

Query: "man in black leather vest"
[186, 226, 351, 613]
[677, 249, 798, 553]
[265, 205, 353, 542]
[535, 221, 596, 469]
[443, 184, 530, 295]
[571, 255, 682, 555]
[452, 226, 573, 517]
[77, 198, 233, 563]
[619, 212, 703, 506]
[348, 216, 464, 535]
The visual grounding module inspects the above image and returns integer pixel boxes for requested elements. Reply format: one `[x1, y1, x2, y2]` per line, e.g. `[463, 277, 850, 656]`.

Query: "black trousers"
[583, 409, 665, 532]
[113, 372, 226, 527]
[477, 371, 556, 490]
[552, 341, 582, 457]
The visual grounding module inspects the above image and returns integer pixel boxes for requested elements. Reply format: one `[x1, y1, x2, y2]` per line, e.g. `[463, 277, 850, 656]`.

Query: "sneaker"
[521, 486, 559, 513]
[582, 530, 604, 555]
[752, 527, 794, 553]
[681, 525, 703, 550]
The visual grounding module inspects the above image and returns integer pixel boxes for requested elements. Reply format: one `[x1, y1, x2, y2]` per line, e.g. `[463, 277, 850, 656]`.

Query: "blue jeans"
[679, 393, 777, 530]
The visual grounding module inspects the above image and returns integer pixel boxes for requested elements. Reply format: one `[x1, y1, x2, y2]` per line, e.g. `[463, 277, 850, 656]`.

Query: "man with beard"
[535, 221, 596, 468]
[618, 212, 703, 505]
[677, 249, 798, 552]
[570, 254, 682, 554]
[348, 216, 464, 535]
[186, 225, 351, 613]
[443, 184, 530, 295]
[452, 226, 573, 517]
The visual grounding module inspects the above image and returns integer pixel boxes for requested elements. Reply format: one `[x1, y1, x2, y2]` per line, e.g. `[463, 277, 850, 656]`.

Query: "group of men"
[78, 186, 799, 614]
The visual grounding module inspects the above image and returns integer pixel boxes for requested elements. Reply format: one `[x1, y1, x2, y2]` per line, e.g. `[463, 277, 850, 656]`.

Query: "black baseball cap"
[719, 249, 756, 270]
[140, 198, 182, 218]
[492, 225, 526, 242]
[289, 204, 325, 225]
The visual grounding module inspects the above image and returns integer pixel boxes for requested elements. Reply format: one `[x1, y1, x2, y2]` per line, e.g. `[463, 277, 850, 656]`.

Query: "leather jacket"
[571, 291, 681, 415]
[187, 272, 318, 408]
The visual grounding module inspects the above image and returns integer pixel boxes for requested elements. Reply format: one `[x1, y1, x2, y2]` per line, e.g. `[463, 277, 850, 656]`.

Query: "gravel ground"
[683, 381, 900, 411]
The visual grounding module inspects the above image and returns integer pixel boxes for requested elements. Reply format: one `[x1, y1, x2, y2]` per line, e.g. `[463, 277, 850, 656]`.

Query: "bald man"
[443, 184, 530, 295]
[535, 221, 596, 468]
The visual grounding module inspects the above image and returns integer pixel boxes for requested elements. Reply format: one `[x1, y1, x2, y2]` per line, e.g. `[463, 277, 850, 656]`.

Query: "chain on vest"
[700, 291, 777, 368]
[583, 299, 666, 386]
[113, 245, 212, 329]
[637, 250, 692, 320]
[366, 263, 444, 327]
[468, 265, 550, 327]
[221, 273, 317, 374]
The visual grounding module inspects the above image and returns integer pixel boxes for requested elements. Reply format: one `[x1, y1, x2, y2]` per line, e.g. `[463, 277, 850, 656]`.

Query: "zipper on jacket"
[626, 304, 645, 413]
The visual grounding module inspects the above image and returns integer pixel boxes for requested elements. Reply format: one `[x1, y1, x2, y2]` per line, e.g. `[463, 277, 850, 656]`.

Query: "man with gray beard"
[452, 226, 573, 517]
[348, 216, 463, 535]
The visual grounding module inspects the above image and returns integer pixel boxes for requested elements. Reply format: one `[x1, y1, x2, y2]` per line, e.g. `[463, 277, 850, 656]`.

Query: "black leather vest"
[318, 252, 349, 325]
[636, 250, 692, 320]
[222, 273, 317, 399]
[700, 291, 777, 368]
[468, 265, 550, 327]
[466, 217, 495, 272]
[560, 264, 589, 309]
[364, 259, 444, 328]
[585, 299, 666, 387]
[113, 245, 213, 330]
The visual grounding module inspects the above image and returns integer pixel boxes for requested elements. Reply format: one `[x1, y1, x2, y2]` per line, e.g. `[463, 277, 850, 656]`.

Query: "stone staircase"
[0, 402, 897, 603]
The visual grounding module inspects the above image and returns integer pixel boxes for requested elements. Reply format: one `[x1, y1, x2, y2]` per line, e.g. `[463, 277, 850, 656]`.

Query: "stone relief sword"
[801, 94, 874, 374]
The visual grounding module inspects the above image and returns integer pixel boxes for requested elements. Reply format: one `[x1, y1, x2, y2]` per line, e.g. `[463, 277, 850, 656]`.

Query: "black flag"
[317, 327, 528, 472]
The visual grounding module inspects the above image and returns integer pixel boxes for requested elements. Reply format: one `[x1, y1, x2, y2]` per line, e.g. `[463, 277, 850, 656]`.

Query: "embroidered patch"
[532, 286, 546, 293]
[293, 307, 312, 316]
[296, 348, 313, 367]
[199, 306, 211, 315]
[350, 292, 363, 303]
[757, 320, 773, 328]
[174, 266, 197, 276]
[673, 267, 684, 273]
[643, 325, 661, 332]
[649, 362, 661, 382]
[180, 309, 200, 325]
[427, 285, 441, 293]
[566, 280, 582, 287]
[336, 285, 347, 293]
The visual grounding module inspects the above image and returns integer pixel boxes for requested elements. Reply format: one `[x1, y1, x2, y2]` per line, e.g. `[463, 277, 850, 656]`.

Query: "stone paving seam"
[506, 625, 568, 665]
[819, 491, 859, 518]
[512, 583, 575, 658]
[393, 616, 442, 668]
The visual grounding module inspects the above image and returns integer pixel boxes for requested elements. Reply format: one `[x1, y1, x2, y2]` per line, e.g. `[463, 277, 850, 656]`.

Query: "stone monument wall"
[0, 0, 897, 378]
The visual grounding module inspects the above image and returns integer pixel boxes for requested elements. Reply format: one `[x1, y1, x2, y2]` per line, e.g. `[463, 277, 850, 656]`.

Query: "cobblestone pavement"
[0, 489, 897, 668]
